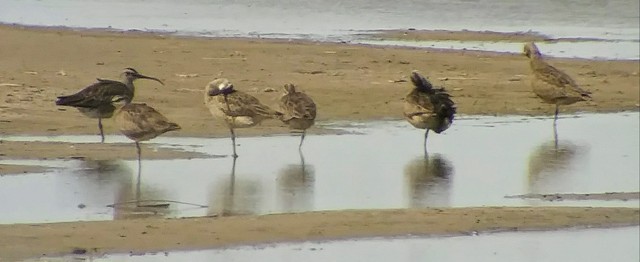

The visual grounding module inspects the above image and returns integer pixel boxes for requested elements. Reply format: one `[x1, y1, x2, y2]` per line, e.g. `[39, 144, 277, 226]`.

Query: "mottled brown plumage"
[403, 71, 456, 153]
[55, 68, 163, 142]
[204, 78, 282, 157]
[116, 103, 180, 143]
[115, 102, 180, 178]
[523, 42, 592, 121]
[279, 83, 317, 149]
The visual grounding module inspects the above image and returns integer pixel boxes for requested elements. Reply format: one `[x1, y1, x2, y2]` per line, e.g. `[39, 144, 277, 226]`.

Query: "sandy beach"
[0, 24, 639, 260]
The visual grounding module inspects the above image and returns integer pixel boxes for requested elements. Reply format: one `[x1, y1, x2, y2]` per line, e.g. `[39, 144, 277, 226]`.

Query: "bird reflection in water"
[527, 122, 586, 194]
[207, 157, 262, 217]
[527, 139, 584, 194]
[404, 154, 453, 208]
[277, 151, 315, 212]
[110, 159, 173, 220]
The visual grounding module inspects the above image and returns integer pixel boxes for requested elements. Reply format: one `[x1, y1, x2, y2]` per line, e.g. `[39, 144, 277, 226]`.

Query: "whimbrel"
[403, 71, 456, 153]
[115, 102, 180, 180]
[204, 78, 282, 158]
[523, 42, 592, 124]
[55, 68, 163, 142]
[278, 83, 317, 149]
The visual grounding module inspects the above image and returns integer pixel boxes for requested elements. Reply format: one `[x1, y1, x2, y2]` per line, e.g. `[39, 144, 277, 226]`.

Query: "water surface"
[1, 112, 637, 224]
[0, 0, 638, 59]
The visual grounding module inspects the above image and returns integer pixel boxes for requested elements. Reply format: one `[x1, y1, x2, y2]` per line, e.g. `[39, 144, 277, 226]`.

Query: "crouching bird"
[403, 70, 456, 153]
[278, 83, 317, 150]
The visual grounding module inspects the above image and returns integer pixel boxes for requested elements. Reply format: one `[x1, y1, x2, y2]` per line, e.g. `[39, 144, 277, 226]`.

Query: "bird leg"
[299, 149, 307, 182]
[299, 130, 307, 150]
[230, 128, 238, 158]
[98, 117, 105, 143]
[424, 129, 430, 155]
[135, 141, 142, 207]
[223, 94, 239, 159]
[553, 104, 560, 149]
[136, 141, 142, 176]
[553, 118, 559, 150]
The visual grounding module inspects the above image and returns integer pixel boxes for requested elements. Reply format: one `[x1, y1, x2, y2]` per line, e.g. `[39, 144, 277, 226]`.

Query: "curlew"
[523, 42, 592, 124]
[278, 83, 317, 149]
[115, 102, 181, 179]
[403, 71, 456, 153]
[55, 68, 163, 143]
[204, 78, 282, 158]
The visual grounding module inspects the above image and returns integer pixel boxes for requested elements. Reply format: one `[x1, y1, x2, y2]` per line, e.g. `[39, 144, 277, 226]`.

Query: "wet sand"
[0, 207, 638, 261]
[0, 25, 639, 260]
[0, 25, 638, 140]
[0, 140, 208, 161]
[506, 192, 640, 201]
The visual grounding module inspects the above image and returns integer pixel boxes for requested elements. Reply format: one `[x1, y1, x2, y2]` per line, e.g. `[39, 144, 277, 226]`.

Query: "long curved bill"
[136, 74, 164, 85]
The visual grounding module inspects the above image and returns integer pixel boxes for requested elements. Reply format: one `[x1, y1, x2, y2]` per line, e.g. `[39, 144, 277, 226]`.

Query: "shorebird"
[523, 42, 592, 124]
[403, 71, 456, 153]
[55, 68, 164, 143]
[115, 102, 181, 178]
[204, 78, 282, 158]
[278, 83, 317, 149]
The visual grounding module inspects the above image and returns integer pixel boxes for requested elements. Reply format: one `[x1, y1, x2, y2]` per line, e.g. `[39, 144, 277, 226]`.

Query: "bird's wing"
[56, 80, 130, 107]
[118, 103, 180, 137]
[404, 90, 435, 118]
[218, 91, 280, 117]
[279, 92, 317, 121]
[535, 62, 591, 96]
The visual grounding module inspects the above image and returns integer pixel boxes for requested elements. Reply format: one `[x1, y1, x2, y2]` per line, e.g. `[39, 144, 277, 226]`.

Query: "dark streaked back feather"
[56, 79, 133, 108]
[217, 91, 282, 118]
[410, 71, 434, 93]
[530, 60, 592, 97]
[279, 88, 317, 122]
[407, 71, 456, 123]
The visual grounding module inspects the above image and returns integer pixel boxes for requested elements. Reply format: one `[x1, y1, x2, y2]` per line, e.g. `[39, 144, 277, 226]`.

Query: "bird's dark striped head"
[121, 68, 164, 85]
[283, 83, 297, 95]
[124, 67, 139, 74]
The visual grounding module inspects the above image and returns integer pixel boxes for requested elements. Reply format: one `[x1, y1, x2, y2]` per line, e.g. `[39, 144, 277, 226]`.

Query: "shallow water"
[50, 226, 640, 262]
[1, 112, 638, 224]
[354, 39, 640, 60]
[0, 0, 638, 59]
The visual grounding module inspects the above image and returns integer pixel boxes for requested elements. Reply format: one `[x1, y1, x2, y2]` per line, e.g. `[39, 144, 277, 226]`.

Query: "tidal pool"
[0, 112, 638, 223]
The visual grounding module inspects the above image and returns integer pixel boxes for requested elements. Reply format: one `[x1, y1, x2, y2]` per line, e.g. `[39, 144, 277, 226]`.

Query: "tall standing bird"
[523, 42, 592, 124]
[55, 68, 164, 143]
[204, 78, 282, 158]
[115, 102, 181, 182]
[403, 71, 456, 153]
[278, 83, 317, 149]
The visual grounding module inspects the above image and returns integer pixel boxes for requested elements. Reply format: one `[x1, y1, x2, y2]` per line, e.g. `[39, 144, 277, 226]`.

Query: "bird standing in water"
[115, 102, 181, 178]
[523, 42, 592, 123]
[55, 68, 163, 143]
[403, 71, 456, 153]
[204, 78, 282, 158]
[278, 83, 317, 149]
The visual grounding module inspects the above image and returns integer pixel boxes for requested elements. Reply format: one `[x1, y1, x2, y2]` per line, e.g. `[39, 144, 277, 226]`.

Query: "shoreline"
[0, 207, 637, 261]
[1, 24, 638, 138]
[0, 24, 638, 261]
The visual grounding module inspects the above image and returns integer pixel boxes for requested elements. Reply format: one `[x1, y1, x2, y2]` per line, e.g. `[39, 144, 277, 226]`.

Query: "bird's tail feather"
[410, 71, 434, 92]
